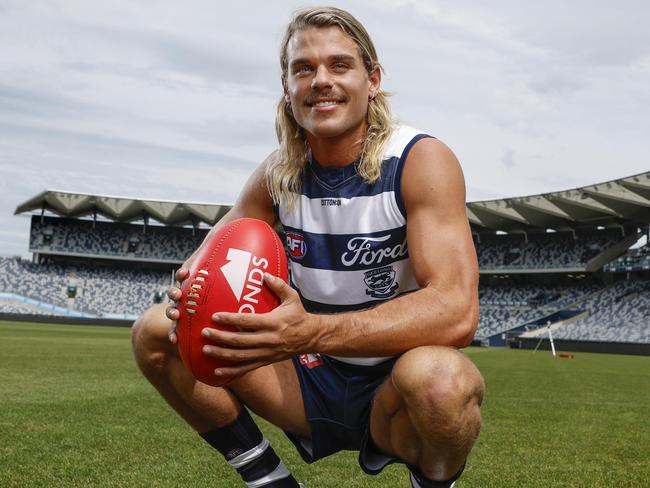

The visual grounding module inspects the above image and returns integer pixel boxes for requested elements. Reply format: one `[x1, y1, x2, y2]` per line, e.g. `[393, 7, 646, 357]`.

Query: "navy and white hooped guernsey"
[278, 125, 433, 366]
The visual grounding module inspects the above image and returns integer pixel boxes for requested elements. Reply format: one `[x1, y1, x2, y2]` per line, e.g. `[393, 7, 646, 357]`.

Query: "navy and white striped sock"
[200, 408, 300, 488]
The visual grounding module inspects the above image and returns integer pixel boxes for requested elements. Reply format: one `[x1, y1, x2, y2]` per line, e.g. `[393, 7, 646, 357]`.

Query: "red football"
[177, 217, 288, 386]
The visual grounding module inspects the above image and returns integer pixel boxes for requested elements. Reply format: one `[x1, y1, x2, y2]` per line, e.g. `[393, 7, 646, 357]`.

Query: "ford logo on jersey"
[286, 232, 307, 259]
[341, 235, 408, 267]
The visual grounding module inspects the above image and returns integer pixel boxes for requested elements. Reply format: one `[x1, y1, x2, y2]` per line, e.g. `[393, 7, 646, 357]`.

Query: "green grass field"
[1, 321, 649, 487]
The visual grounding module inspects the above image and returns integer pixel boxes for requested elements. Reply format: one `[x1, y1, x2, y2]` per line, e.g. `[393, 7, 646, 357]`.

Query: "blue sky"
[1, 0, 649, 256]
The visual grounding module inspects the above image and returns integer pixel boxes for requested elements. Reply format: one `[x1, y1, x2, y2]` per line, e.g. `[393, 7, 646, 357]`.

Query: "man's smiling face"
[284, 26, 380, 144]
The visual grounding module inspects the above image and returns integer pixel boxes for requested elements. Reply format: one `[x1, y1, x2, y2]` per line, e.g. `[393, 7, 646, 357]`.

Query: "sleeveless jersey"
[278, 125, 433, 366]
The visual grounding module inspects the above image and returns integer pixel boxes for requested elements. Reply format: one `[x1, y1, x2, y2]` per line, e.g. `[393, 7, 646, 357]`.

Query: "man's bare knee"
[391, 346, 484, 440]
[390, 346, 484, 480]
[393, 346, 483, 404]
[132, 304, 175, 376]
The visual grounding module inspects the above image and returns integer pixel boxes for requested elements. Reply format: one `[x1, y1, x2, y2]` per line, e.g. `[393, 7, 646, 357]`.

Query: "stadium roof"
[15, 171, 650, 233]
[14, 190, 231, 227]
[466, 171, 650, 233]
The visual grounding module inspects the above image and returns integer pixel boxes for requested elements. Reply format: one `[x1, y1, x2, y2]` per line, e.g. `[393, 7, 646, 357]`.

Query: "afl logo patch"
[286, 232, 307, 259]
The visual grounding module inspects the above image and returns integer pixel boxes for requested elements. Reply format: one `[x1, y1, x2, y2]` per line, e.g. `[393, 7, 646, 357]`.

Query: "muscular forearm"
[199, 274, 477, 378]
[311, 285, 478, 357]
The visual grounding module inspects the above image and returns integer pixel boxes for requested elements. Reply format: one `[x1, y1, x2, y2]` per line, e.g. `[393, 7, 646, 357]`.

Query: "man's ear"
[368, 64, 381, 99]
[282, 77, 291, 104]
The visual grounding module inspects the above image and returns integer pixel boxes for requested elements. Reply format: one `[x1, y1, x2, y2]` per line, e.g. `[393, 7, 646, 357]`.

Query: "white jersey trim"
[327, 354, 393, 367]
[385, 125, 425, 159]
[279, 191, 404, 236]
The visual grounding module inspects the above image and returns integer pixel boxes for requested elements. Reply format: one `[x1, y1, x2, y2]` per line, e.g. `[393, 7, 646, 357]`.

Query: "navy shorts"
[285, 353, 400, 474]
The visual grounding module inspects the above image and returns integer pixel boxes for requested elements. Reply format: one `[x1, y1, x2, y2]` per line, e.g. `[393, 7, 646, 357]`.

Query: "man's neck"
[305, 125, 366, 168]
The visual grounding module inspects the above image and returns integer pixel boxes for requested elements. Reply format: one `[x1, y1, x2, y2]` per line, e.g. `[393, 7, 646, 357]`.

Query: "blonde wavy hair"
[267, 6, 394, 207]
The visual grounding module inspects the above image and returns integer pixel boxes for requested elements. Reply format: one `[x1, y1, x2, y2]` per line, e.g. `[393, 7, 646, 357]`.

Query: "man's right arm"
[181, 152, 278, 267]
[166, 151, 278, 338]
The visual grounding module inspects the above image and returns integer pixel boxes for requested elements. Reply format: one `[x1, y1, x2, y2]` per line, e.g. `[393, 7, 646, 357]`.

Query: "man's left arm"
[311, 137, 479, 356]
[203, 138, 479, 375]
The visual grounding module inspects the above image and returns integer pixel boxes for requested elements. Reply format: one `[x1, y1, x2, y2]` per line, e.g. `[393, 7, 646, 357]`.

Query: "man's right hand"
[166, 267, 190, 344]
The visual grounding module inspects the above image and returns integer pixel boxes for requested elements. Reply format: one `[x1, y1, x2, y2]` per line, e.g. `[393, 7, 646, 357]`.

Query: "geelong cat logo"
[220, 248, 268, 313]
[364, 266, 399, 299]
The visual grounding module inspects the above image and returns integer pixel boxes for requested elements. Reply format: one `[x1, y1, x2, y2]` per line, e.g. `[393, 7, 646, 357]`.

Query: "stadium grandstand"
[2, 171, 649, 354]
